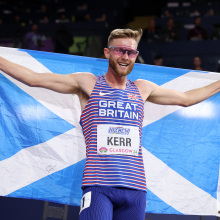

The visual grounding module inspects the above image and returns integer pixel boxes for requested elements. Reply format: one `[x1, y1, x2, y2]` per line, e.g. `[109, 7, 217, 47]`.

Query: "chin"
[109, 59, 134, 76]
[117, 66, 134, 76]
[118, 66, 134, 76]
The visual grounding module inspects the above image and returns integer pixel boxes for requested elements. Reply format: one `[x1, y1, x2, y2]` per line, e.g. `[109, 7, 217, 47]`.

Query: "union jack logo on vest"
[127, 93, 138, 100]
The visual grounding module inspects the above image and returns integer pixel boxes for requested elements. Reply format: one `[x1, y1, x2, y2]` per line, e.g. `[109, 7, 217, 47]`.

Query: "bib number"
[80, 191, 91, 213]
[97, 124, 139, 156]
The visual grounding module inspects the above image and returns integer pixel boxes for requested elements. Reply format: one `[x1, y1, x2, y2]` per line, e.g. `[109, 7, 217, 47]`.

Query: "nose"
[122, 50, 129, 59]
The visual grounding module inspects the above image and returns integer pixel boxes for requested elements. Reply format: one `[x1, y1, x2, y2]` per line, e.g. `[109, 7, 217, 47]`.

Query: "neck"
[104, 73, 127, 89]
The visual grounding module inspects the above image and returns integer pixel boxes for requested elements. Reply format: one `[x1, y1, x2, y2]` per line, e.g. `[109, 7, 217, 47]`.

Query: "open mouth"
[119, 63, 128, 67]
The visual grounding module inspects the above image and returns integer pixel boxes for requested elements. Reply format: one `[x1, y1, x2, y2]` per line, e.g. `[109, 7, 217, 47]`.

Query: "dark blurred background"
[0, 0, 220, 219]
[1, 0, 220, 72]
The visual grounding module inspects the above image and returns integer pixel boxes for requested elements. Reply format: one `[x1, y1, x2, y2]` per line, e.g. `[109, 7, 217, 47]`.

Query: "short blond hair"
[108, 28, 143, 47]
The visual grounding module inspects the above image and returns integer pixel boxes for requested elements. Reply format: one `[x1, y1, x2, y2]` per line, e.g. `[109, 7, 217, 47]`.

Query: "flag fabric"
[0, 46, 219, 216]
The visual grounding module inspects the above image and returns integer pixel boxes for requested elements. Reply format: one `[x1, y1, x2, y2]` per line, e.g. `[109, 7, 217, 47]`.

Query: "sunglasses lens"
[127, 50, 137, 58]
[109, 46, 138, 58]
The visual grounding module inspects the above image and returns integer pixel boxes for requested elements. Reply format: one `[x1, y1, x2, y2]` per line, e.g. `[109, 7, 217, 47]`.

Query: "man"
[142, 18, 162, 42]
[153, 54, 163, 66]
[187, 17, 208, 41]
[0, 28, 220, 220]
[193, 56, 203, 71]
[23, 24, 46, 51]
[162, 18, 179, 42]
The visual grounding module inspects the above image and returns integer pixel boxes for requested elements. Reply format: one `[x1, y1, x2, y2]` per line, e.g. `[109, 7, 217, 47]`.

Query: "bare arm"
[0, 56, 96, 95]
[135, 79, 220, 107]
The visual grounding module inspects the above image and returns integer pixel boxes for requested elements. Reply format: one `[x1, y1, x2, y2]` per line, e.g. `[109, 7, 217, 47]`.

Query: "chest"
[86, 88, 144, 122]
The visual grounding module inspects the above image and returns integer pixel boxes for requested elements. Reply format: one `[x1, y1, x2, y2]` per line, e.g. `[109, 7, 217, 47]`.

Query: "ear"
[104, 48, 110, 59]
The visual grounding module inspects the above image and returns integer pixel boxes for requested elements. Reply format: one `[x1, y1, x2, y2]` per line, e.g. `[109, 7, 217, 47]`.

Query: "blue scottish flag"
[0, 47, 219, 216]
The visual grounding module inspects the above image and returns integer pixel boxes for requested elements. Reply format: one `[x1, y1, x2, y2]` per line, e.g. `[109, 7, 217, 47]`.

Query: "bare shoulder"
[134, 79, 159, 90]
[69, 72, 96, 80]
[134, 79, 157, 101]
[69, 72, 96, 84]
[69, 72, 96, 95]
[134, 79, 153, 86]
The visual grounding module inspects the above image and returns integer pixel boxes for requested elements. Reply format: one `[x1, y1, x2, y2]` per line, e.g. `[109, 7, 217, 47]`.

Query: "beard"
[109, 57, 134, 77]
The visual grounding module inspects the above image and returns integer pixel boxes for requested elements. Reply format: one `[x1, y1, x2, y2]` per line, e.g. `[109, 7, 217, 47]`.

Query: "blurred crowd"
[0, 0, 125, 56]
[142, 1, 220, 43]
[0, 0, 120, 26]
[1, 0, 220, 72]
[139, 0, 220, 72]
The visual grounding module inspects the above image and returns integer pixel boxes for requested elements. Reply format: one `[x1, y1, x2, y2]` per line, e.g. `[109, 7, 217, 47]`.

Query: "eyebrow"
[109, 45, 137, 50]
[109, 46, 138, 52]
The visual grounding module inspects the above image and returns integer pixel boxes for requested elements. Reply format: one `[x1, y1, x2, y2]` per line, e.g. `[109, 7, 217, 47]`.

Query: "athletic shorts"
[79, 186, 147, 220]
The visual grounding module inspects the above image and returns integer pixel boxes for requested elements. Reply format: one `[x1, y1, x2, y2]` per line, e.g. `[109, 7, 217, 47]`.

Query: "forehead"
[110, 38, 137, 49]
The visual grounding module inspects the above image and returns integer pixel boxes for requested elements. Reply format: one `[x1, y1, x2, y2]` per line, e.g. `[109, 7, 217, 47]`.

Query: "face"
[195, 17, 201, 26]
[149, 19, 155, 28]
[32, 24, 38, 32]
[193, 57, 201, 66]
[104, 38, 138, 77]
[154, 58, 163, 66]
[167, 18, 174, 27]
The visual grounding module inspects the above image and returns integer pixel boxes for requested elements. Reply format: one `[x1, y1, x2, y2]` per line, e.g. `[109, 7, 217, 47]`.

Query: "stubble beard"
[109, 57, 134, 77]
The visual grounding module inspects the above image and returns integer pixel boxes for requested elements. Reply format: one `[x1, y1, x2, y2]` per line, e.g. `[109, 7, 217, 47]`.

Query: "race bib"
[97, 124, 140, 156]
[80, 191, 91, 213]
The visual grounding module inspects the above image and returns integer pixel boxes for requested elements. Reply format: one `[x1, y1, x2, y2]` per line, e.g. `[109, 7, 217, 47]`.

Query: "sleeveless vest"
[80, 75, 146, 191]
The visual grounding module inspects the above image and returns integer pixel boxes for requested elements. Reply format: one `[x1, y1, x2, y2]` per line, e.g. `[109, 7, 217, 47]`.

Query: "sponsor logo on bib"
[108, 126, 130, 135]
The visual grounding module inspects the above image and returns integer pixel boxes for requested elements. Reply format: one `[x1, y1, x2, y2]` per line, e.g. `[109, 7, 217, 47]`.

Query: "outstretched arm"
[0, 56, 96, 95]
[135, 79, 220, 107]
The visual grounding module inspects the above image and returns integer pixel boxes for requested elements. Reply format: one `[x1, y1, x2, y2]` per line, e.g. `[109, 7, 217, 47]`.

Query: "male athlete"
[0, 28, 220, 220]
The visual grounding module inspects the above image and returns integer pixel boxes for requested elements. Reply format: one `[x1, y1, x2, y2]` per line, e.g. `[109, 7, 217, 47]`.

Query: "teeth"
[119, 63, 128, 66]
